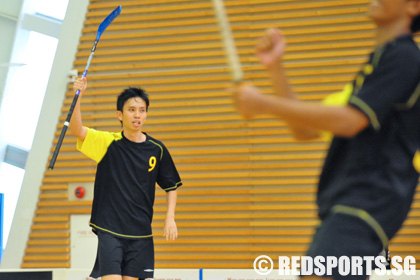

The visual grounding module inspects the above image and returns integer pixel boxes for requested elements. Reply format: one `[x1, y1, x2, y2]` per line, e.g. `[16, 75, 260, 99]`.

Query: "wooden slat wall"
[22, 0, 420, 269]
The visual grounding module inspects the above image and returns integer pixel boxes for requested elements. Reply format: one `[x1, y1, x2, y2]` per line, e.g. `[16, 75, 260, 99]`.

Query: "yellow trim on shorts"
[331, 205, 389, 248]
[90, 223, 153, 239]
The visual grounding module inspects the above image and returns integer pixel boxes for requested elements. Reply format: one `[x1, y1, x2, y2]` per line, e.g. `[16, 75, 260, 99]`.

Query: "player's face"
[117, 97, 147, 131]
[368, 0, 412, 25]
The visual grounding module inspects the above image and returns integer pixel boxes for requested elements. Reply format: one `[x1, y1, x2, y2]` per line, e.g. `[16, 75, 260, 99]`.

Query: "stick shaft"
[48, 6, 120, 169]
[211, 0, 243, 82]
[48, 38, 99, 169]
[48, 92, 80, 169]
[48, 42, 96, 170]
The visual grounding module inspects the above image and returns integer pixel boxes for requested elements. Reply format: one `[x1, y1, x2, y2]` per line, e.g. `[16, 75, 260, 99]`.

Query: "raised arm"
[233, 28, 369, 139]
[69, 77, 88, 142]
[233, 83, 369, 138]
[255, 28, 320, 139]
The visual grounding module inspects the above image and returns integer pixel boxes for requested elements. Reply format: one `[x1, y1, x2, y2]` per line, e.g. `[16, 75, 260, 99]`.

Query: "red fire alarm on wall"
[75, 186, 85, 199]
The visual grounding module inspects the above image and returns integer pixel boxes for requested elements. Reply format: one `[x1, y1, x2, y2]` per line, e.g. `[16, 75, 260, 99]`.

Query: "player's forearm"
[70, 77, 87, 141]
[166, 190, 177, 218]
[69, 98, 85, 140]
[266, 63, 295, 99]
[266, 64, 319, 140]
[259, 95, 368, 137]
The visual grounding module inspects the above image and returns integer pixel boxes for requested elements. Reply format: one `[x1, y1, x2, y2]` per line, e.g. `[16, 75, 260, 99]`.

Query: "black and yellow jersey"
[321, 84, 420, 173]
[317, 34, 420, 245]
[77, 128, 182, 239]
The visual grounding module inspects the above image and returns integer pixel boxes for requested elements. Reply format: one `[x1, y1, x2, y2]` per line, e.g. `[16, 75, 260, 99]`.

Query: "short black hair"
[117, 87, 149, 112]
[412, 15, 420, 33]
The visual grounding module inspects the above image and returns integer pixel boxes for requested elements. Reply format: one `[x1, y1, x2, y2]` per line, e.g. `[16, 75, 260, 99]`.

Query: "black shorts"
[90, 231, 154, 279]
[306, 213, 383, 280]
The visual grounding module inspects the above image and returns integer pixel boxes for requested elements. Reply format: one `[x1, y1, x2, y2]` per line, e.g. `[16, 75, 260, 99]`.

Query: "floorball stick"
[48, 5, 122, 170]
[211, 0, 243, 83]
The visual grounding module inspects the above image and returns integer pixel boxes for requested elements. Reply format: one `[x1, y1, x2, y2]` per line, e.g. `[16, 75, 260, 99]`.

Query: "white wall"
[0, 0, 23, 162]
[0, 0, 89, 268]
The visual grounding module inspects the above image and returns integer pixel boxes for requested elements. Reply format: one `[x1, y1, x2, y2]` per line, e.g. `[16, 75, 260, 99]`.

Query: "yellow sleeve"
[319, 84, 354, 142]
[76, 128, 120, 163]
[413, 151, 420, 173]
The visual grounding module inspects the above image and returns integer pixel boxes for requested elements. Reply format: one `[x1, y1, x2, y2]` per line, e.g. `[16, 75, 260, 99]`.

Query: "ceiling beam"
[0, 12, 18, 21]
[21, 13, 62, 38]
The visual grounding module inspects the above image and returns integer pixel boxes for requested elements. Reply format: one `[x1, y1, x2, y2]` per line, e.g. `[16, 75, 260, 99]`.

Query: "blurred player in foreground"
[233, 1, 420, 279]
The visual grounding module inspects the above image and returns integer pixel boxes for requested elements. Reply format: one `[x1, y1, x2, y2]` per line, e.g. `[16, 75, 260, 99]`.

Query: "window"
[0, 0, 69, 251]
[34, 0, 69, 20]
[2, 31, 58, 150]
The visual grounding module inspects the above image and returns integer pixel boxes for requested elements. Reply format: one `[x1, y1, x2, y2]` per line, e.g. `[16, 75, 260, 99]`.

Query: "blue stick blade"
[97, 5, 121, 39]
